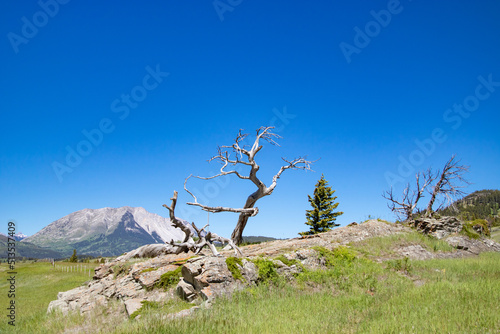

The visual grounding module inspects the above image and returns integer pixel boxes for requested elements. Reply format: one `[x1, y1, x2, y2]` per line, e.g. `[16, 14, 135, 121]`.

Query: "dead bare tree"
[383, 168, 435, 221]
[185, 126, 313, 245]
[115, 191, 242, 262]
[424, 155, 470, 217]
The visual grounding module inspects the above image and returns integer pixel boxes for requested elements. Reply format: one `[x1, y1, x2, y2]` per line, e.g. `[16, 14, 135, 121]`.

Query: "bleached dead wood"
[185, 126, 313, 244]
[116, 191, 242, 262]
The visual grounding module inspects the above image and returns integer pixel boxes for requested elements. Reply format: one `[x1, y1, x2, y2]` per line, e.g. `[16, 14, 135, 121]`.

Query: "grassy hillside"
[0, 235, 63, 259]
[129, 253, 499, 334]
[2, 229, 499, 333]
[491, 226, 500, 243]
[439, 189, 500, 221]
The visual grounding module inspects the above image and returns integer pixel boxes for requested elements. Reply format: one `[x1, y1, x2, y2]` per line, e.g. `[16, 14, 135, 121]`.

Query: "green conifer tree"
[299, 174, 343, 236]
[69, 249, 78, 263]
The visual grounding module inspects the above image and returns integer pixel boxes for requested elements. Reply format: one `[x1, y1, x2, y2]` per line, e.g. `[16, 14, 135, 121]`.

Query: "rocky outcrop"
[47, 251, 303, 317]
[410, 216, 463, 239]
[47, 253, 192, 316]
[47, 219, 500, 319]
[181, 257, 254, 301]
[445, 235, 500, 254]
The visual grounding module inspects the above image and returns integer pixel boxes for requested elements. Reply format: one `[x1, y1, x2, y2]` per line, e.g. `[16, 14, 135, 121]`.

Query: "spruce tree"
[299, 174, 343, 236]
[69, 249, 78, 263]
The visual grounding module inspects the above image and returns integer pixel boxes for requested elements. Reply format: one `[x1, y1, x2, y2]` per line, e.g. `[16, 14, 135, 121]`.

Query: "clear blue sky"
[1, 0, 499, 239]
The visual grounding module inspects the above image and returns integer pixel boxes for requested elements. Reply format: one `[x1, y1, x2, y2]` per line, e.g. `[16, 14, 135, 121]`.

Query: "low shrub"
[471, 219, 490, 236]
[252, 258, 279, 284]
[312, 245, 357, 267]
[386, 256, 413, 274]
[225, 257, 245, 282]
[154, 266, 183, 290]
[461, 222, 481, 239]
[112, 262, 133, 278]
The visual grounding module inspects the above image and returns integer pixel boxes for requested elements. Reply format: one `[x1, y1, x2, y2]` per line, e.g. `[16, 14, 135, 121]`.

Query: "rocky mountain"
[13, 232, 28, 241]
[23, 207, 191, 257]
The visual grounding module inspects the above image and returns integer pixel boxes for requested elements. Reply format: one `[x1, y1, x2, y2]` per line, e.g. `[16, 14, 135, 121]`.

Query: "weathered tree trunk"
[184, 127, 313, 245]
[231, 214, 251, 246]
[425, 178, 443, 217]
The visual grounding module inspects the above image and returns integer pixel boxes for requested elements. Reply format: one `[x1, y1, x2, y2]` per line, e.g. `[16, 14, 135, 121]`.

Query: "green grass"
[130, 299, 192, 320]
[225, 257, 244, 282]
[0, 261, 94, 333]
[491, 226, 500, 243]
[461, 222, 482, 239]
[2, 245, 499, 333]
[111, 252, 500, 333]
[251, 258, 280, 284]
[154, 266, 183, 290]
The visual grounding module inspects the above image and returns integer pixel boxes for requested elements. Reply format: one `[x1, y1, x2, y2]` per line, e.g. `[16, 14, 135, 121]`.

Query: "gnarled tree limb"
[425, 155, 470, 217]
[185, 126, 313, 244]
[116, 191, 243, 261]
[383, 168, 435, 221]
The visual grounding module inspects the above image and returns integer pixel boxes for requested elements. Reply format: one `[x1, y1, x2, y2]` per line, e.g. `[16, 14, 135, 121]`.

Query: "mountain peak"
[23, 206, 190, 257]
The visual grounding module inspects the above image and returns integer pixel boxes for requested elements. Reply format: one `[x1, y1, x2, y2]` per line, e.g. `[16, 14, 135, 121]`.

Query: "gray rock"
[240, 259, 258, 282]
[411, 216, 463, 239]
[182, 260, 203, 285]
[394, 245, 433, 260]
[445, 235, 500, 254]
[176, 278, 197, 302]
[47, 300, 69, 315]
[124, 298, 144, 317]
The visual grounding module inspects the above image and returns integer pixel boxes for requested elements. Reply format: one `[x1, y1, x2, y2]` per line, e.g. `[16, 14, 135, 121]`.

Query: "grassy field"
[1, 249, 499, 333]
[0, 261, 95, 333]
[491, 226, 500, 243]
[111, 252, 499, 334]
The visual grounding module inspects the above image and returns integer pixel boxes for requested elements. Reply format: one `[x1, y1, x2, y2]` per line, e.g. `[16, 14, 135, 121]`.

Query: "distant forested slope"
[438, 189, 500, 221]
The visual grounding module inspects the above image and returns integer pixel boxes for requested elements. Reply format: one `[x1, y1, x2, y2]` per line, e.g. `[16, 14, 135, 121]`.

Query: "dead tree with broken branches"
[424, 155, 470, 217]
[383, 155, 470, 222]
[116, 191, 242, 262]
[383, 168, 435, 221]
[185, 126, 313, 245]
